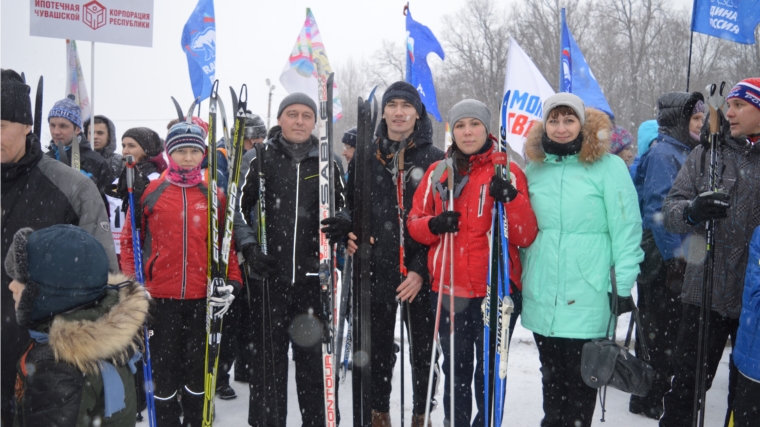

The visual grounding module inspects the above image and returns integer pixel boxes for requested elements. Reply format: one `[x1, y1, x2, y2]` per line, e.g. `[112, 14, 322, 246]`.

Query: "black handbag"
[581, 268, 655, 420]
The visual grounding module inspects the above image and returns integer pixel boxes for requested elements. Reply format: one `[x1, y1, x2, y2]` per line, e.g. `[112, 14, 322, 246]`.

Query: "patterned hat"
[48, 95, 82, 129]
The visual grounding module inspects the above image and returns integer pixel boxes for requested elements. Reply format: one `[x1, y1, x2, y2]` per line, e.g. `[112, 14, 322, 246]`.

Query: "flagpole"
[686, 0, 697, 92]
[559, 8, 565, 91]
[90, 41, 95, 142]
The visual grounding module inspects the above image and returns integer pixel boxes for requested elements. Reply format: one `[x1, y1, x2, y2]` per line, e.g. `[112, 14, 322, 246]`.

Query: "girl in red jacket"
[121, 121, 242, 426]
[408, 99, 537, 427]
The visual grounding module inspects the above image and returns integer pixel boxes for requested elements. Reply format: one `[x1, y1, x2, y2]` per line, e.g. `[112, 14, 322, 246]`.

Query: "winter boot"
[411, 413, 432, 427]
[216, 383, 237, 400]
[372, 410, 392, 427]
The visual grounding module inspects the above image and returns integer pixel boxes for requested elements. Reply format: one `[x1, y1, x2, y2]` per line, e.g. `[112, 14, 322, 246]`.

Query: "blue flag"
[181, 0, 216, 101]
[560, 8, 613, 118]
[405, 6, 445, 122]
[691, 0, 760, 45]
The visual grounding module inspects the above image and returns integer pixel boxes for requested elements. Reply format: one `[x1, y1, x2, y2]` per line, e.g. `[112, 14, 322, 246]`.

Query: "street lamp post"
[265, 78, 276, 129]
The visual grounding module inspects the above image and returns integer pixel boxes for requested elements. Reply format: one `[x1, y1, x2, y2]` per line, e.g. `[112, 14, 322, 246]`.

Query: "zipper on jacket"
[149, 252, 160, 281]
[292, 162, 301, 283]
[181, 188, 188, 299]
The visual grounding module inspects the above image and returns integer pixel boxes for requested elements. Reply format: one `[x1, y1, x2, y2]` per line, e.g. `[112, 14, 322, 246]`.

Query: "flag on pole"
[279, 8, 342, 121]
[560, 8, 613, 118]
[691, 0, 760, 44]
[405, 5, 445, 122]
[181, 0, 216, 101]
[66, 40, 91, 123]
[502, 38, 555, 157]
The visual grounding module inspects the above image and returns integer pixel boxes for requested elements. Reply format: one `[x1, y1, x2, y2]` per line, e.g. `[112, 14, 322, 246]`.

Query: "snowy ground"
[207, 308, 731, 426]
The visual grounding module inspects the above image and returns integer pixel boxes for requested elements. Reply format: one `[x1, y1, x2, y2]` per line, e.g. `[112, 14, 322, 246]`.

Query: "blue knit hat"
[165, 121, 206, 154]
[48, 95, 82, 129]
[4, 225, 109, 325]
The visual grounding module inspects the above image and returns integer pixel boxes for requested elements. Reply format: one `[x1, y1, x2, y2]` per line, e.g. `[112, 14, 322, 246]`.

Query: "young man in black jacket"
[240, 93, 346, 427]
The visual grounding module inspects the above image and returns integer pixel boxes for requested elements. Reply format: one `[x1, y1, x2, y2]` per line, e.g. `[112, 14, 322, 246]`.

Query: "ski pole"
[396, 146, 408, 427]
[446, 158, 455, 427]
[126, 155, 157, 427]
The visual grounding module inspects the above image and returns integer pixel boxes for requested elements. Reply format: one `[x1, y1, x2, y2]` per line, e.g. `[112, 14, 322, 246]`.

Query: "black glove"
[428, 211, 461, 235]
[320, 217, 352, 244]
[489, 175, 518, 203]
[608, 293, 635, 315]
[227, 280, 242, 296]
[683, 191, 730, 225]
[664, 257, 687, 294]
[242, 244, 277, 278]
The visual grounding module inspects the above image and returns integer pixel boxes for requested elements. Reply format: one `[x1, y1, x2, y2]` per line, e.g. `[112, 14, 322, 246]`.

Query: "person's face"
[383, 99, 419, 141]
[122, 137, 147, 163]
[170, 147, 205, 168]
[9, 280, 25, 311]
[244, 137, 264, 151]
[725, 98, 760, 138]
[49, 117, 80, 146]
[689, 112, 705, 136]
[617, 146, 635, 167]
[453, 118, 488, 156]
[342, 144, 355, 164]
[545, 113, 581, 143]
[92, 123, 109, 150]
[0, 120, 31, 163]
[277, 104, 316, 144]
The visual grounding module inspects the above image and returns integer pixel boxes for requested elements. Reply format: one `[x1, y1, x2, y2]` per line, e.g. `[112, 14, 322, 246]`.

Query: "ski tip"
[211, 80, 219, 99]
[170, 96, 185, 122]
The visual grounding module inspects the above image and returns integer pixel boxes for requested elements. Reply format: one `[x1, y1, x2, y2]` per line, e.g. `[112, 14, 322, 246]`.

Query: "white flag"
[65, 40, 92, 122]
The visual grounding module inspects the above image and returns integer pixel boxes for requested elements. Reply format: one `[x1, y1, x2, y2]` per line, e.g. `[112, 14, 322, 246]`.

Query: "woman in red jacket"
[121, 120, 242, 426]
[408, 99, 537, 427]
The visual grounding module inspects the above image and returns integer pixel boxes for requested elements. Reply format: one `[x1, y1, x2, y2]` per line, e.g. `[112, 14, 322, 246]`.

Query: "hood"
[92, 115, 118, 159]
[656, 92, 704, 145]
[637, 120, 658, 156]
[44, 274, 149, 375]
[524, 107, 612, 164]
[375, 112, 434, 149]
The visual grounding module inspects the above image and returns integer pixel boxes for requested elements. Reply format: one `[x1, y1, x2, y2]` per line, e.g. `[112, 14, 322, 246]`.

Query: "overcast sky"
[1, 0, 692, 148]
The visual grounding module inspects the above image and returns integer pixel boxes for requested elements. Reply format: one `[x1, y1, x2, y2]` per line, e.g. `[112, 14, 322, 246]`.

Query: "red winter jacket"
[120, 178, 242, 299]
[408, 142, 537, 298]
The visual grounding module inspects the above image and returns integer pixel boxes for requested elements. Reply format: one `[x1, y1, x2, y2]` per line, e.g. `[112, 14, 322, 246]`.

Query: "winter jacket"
[91, 115, 124, 178]
[345, 114, 444, 285]
[408, 140, 538, 297]
[633, 134, 693, 261]
[734, 226, 760, 382]
[13, 275, 148, 427]
[629, 119, 659, 179]
[662, 136, 760, 319]
[239, 127, 346, 283]
[46, 136, 114, 193]
[520, 108, 644, 339]
[120, 177, 242, 299]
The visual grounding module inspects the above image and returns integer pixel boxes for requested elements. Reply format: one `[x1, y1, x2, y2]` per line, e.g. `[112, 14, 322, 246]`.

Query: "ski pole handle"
[125, 155, 135, 191]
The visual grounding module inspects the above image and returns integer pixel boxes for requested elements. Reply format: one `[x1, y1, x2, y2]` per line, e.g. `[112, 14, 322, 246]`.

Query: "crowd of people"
[2, 65, 759, 427]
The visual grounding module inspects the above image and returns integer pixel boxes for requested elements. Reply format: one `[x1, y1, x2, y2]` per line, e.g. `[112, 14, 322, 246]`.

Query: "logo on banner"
[504, 89, 542, 138]
[190, 27, 216, 61]
[83, 0, 106, 30]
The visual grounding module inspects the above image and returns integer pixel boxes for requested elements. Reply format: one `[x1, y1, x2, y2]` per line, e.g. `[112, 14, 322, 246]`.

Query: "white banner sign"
[30, 0, 154, 47]
[503, 38, 555, 157]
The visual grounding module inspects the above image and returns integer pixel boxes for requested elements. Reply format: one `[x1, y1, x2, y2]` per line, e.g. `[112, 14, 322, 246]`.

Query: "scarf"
[541, 132, 584, 158]
[166, 154, 203, 187]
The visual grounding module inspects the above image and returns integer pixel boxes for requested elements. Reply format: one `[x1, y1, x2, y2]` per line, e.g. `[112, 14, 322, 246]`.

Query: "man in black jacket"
[1, 68, 118, 426]
[343, 81, 444, 427]
[240, 93, 346, 427]
[46, 96, 113, 192]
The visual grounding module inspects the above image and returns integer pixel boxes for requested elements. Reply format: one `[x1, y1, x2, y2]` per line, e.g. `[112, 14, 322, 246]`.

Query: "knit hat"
[609, 125, 634, 154]
[726, 78, 760, 112]
[692, 100, 706, 116]
[4, 225, 109, 325]
[166, 121, 207, 154]
[382, 81, 425, 117]
[1, 69, 33, 125]
[277, 93, 318, 119]
[448, 99, 492, 137]
[342, 126, 357, 148]
[123, 127, 163, 159]
[542, 92, 586, 126]
[48, 95, 82, 129]
[244, 112, 267, 140]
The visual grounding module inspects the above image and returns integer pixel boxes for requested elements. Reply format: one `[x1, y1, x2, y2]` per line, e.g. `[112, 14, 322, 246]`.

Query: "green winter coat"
[520, 109, 644, 339]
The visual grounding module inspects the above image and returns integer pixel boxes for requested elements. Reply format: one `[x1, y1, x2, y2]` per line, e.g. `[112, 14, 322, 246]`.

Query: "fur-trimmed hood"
[524, 107, 612, 164]
[45, 273, 149, 375]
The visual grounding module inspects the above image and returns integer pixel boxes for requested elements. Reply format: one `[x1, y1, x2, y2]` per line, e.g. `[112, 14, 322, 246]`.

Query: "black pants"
[248, 278, 325, 427]
[733, 373, 760, 427]
[659, 303, 739, 427]
[631, 231, 683, 418]
[371, 276, 436, 415]
[217, 276, 246, 386]
[150, 298, 208, 427]
[533, 333, 597, 427]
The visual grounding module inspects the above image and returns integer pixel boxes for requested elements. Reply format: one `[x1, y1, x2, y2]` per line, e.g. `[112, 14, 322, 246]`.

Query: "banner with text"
[30, 0, 154, 47]
[503, 38, 555, 157]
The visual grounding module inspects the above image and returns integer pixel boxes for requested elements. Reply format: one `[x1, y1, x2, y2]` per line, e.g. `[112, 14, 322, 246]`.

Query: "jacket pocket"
[577, 256, 608, 294]
[148, 252, 160, 281]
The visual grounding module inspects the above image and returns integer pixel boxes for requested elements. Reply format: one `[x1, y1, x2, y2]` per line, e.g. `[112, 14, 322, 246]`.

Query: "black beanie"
[342, 127, 357, 148]
[381, 81, 425, 117]
[1, 69, 33, 126]
[123, 127, 163, 159]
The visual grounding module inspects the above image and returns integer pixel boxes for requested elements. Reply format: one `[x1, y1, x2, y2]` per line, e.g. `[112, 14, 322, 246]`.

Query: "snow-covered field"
[208, 306, 730, 427]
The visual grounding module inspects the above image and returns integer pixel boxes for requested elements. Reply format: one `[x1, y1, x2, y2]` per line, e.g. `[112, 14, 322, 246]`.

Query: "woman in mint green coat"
[520, 93, 644, 427]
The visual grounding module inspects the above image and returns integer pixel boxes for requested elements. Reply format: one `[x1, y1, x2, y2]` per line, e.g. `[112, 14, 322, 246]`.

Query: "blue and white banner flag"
[692, 0, 760, 45]
[405, 6, 445, 122]
[181, 0, 216, 101]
